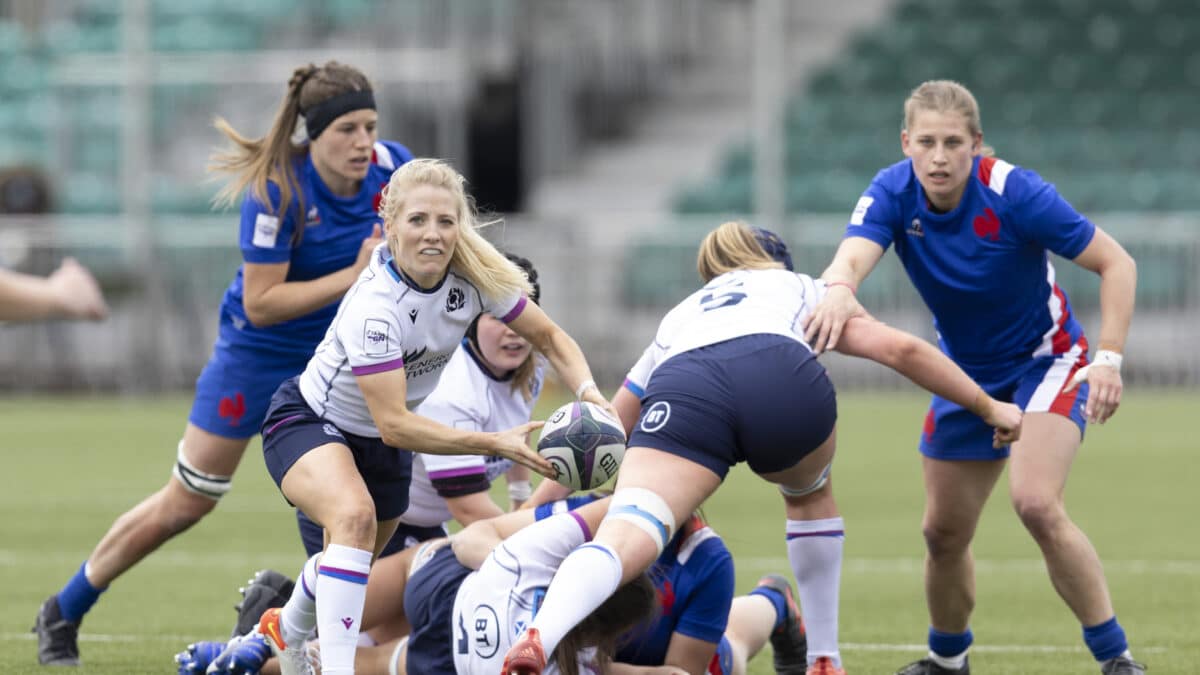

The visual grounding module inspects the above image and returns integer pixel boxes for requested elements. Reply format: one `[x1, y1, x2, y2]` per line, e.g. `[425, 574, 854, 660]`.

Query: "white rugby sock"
[280, 553, 320, 646]
[315, 544, 372, 674]
[786, 517, 845, 667]
[528, 543, 623, 654]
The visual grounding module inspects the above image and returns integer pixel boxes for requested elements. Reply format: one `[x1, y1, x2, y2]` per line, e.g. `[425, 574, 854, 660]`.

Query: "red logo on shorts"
[218, 393, 246, 427]
[972, 207, 1001, 241]
[922, 409, 936, 440]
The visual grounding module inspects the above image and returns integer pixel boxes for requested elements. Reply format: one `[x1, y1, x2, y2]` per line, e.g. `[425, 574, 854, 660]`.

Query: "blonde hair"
[208, 61, 374, 240]
[903, 79, 994, 157]
[511, 353, 544, 403]
[379, 158, 533, 302]
[696, 220, 785, 282]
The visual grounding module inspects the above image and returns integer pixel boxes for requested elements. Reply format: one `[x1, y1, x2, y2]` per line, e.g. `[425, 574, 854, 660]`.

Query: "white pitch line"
[739, 556, 1200, 575]
[0, 633, 1170, 655]
[2, 632, 201, 643]
[841, 643, 1169, 654]
[0, 550, 305, 568]
[6, 552, 1197, 574]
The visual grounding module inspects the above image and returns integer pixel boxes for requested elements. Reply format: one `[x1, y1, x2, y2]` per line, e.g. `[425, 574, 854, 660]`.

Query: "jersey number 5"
[699, 280, 746, 312]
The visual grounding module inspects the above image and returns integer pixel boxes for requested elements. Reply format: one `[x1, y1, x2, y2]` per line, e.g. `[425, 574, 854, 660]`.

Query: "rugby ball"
[537, 401, 626, 491]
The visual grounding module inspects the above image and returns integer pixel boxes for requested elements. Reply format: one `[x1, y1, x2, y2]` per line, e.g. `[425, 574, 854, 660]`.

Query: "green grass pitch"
[1, 391, 1196, 674]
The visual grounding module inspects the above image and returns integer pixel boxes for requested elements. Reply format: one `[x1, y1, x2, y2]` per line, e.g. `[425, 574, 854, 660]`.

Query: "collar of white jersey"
[462, 336, 516, 382]
[384, 256, 450, 294]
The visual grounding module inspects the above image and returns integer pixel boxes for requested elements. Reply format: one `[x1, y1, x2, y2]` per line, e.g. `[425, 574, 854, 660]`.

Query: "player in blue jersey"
[803, 81, 1141, 675]
[33, 61, 412, 667]
[500, 221, 1023, 675]
[0, 257, 108, 321]
[253, 158, 609, 675]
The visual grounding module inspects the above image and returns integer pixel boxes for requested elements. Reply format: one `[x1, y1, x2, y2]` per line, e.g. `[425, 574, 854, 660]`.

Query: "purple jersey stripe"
[318, 566, 369, 585]
[427, 466, 488, 480]
[265, 414, 304, 437]
[623, 378, 645, 398]
[499, 295, 527, 323]
[786, 530, 845, 539]
[351, 357, 405, 376]
[569, 511, 593, 542]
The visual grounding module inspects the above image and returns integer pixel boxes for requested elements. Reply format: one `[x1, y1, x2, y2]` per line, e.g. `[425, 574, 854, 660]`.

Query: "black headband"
[302, 89, 376, 140]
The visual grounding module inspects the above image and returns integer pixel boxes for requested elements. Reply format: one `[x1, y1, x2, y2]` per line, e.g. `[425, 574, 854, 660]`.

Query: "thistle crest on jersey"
[537, 401, 625, 490]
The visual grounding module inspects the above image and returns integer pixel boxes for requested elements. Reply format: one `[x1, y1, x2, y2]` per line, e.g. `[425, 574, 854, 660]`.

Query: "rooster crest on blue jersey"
[537, 401, 626, 490]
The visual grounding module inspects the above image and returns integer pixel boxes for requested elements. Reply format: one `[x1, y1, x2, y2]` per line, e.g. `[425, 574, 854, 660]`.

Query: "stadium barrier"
[0, 212, 1197, 391]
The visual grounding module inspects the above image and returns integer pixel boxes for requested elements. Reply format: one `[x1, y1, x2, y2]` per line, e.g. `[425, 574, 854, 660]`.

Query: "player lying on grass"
[499, 221, 1023, 675]
[177, 494, 809, 675]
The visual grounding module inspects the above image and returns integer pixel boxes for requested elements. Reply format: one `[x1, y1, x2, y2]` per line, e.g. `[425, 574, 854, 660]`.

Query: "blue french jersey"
[845, 155, 1096, 373]
[616, 515, 735, 666]
[217, 140, 412, 357]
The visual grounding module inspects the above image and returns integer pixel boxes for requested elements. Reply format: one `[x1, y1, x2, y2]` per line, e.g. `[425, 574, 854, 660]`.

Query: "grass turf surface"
[2, 391, 1196, 673]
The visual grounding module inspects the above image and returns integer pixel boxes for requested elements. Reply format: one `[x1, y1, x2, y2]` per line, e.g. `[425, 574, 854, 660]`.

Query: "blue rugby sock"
[57, 562, 105, 622]
[748, 584, 789, 632]
[928, 627, 972, 670]
[1083, 616, 1129, 662]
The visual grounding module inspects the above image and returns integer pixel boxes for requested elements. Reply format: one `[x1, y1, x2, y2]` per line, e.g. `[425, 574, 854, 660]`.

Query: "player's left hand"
[492, 420, 555, 478]
[1065, 362, 1123, 424]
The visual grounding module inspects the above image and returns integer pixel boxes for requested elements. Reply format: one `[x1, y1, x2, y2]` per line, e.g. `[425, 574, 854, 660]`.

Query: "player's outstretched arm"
[804, 236, 885, 352]
[506, 302, 618, 419]
[357, 367, 554, 476]
[452, 496, 612, 569]
[836, 316, 1022, 446]
[1067, 226, 1136, 424]
[0, 258, 108, 321]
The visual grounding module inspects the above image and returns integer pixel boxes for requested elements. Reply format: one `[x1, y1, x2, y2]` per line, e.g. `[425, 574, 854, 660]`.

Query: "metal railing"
[2, 212, 1197, 392]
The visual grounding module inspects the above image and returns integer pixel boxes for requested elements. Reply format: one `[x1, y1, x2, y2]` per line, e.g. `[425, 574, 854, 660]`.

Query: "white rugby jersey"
[452, 513, 593, 675]
[298, 244, 526, 437]
[401, 342, 544, 527]
[625, 268, 826, 392]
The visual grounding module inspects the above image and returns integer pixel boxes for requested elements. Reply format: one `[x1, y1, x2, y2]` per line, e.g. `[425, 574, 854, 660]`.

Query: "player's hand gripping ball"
[537, 401, 626, 490]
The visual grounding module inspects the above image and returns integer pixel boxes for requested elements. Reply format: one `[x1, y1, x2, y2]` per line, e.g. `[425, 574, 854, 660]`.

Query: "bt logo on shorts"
[323, 424, 340, 437]
[640, 401, 671, 433]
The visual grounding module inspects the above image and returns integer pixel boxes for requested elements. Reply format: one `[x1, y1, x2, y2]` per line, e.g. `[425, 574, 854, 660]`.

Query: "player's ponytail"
[697, 220, 789, 282]
[553, 573, 657, 675]
[903, 79, 995, 157]
[209, 61, 373, 244]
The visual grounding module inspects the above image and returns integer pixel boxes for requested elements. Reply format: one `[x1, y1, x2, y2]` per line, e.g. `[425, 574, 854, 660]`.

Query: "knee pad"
[171, 439, 233, 500]
[604, 487, 676, 555]
[778, 462, 831, 498]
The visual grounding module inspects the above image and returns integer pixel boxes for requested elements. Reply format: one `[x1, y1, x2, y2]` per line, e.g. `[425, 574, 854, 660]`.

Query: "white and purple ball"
[537, 401, 626, 491]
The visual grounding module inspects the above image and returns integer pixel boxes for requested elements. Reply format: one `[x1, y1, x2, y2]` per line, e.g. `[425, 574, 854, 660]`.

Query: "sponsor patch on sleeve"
[849, 196, 875, 226]
[364, 319, 390, 356]
[252, 213, 280, 248]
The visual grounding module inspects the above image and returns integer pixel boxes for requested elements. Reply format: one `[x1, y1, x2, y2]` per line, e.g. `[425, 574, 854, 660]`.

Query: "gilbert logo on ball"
[537, 401, 626, 490]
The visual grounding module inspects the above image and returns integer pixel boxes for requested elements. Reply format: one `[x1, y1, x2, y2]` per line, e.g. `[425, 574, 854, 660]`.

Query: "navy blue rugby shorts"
[627, 334, 837, 479]
[261, 377, 413, 520]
